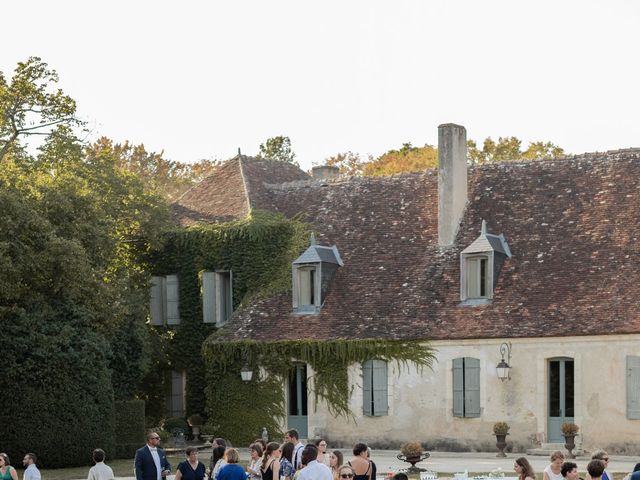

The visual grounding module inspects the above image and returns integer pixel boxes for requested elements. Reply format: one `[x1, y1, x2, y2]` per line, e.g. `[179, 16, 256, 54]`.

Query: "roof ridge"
[237, 155, 252, 212]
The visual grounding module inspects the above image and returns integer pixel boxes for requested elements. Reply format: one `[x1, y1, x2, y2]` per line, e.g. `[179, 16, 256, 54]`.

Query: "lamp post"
[240, 362, 253, 382]
[496, 342, 512, 381]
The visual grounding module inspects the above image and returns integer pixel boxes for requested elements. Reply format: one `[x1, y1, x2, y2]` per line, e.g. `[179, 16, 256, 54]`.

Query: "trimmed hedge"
[114, 399, 145, 459]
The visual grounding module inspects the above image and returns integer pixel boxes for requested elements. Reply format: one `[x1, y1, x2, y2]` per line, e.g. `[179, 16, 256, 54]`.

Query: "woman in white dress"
[543, 451, 565, 480]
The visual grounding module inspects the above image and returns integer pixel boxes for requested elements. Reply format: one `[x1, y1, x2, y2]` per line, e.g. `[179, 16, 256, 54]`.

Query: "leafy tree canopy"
[257, 135, 297, 164]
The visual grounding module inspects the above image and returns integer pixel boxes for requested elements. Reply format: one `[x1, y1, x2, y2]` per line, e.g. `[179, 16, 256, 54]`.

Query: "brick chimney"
[438, 123, 468, 247]
[312, 165, 340, 181]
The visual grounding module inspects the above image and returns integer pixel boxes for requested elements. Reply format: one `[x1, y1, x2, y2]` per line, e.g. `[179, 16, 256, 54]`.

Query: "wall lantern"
[240, 359, 253, 382]
[496, 342, 512, 381]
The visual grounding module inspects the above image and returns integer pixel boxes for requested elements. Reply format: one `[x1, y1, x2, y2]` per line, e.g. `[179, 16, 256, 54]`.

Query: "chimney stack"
[312, 165, 340, 181]
[438, 123, 468, 247]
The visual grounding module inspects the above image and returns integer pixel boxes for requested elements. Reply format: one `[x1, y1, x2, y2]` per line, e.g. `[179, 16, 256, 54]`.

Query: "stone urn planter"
[561, 423, 580, 459]
[397, 442, 430, 473]
[493, 422, 510, 458]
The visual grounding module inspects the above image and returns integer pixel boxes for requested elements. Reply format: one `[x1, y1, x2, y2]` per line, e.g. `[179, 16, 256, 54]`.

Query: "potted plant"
[493, 422, 510, 457]
[561, 423, 579, 458]
[397, 442, 430, 473]
[200, 423, 217, 445]
[188, 414, 204, 438]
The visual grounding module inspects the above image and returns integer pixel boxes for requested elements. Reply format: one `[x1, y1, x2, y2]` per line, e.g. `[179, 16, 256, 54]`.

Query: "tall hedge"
[114, 399, 146, 459]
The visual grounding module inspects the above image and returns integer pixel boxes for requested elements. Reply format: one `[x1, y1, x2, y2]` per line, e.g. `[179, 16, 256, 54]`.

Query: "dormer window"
[292, 234, 343, 314]
[460, 220, 511, 303]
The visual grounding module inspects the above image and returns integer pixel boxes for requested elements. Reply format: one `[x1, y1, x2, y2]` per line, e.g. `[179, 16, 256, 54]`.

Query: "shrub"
[561, 423, 579, 435]
[493, 422, 510, 435]
[187, 414, 204, 426]
[163, 417, 189, 432]
[114, 399, 146, 459]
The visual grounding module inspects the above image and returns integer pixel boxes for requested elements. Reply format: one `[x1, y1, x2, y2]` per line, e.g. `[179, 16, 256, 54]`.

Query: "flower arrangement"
[493, 422, 510, 435]
[561, 423, 579, 435]
[400, 441, 424, 458]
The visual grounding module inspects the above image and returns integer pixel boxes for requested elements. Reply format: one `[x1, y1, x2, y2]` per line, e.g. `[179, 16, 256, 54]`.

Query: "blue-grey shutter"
[464, 357, 481, 418]
[372, 359, 388, 416]
[453, 358, 464, 417]
[627, 355, 640, 419]
[166, 274, 180, 325]
[362, 360, 373, 416]
[150, 276, 165, 326]
[201, 271, 216, 324]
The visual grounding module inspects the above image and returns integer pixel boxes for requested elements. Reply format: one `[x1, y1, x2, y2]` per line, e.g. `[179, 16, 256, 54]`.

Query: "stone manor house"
[153, 124, 640, 453]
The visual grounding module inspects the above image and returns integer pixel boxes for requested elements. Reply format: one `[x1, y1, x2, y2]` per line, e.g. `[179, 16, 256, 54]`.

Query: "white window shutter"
[372, 359, 389, 416]
[362, 360, 373, 416]
[466, 259, 480, 298]
[166, 274, 180, 325]
[464, 357, 481, 417]
[627, 355, 640, 419]
[452, 358, 464, 417]
[202, 271, 216, 324]
[150, 276, 165, 326]
[298, 268, 312, 306]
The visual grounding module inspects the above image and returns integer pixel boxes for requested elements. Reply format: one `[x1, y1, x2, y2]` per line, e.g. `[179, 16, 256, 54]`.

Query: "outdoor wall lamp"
[496, 342, 512, 381]
[240, 357, 253, 382]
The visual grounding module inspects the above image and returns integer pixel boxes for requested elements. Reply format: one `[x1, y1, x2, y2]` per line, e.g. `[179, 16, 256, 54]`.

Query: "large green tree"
[257, 135, 297, 164]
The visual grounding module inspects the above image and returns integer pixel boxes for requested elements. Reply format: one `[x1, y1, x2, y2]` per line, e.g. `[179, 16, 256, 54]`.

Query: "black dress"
[177, 460, 206, 480]
[262, 460, 275, 480]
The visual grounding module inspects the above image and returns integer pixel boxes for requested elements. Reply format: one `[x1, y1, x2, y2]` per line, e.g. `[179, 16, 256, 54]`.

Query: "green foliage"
[163, 417, 189, 432]
[468, 137, 565, 164]
[257, 136, 297, 164]
[0, 57, 82, 163]
[114, 400, 146, 459]
[364, 143, 438, 176]
[202, 338, 435, 443]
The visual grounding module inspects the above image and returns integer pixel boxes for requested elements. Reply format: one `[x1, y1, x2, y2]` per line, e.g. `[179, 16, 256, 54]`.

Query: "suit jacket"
[135, 445, 170, 480]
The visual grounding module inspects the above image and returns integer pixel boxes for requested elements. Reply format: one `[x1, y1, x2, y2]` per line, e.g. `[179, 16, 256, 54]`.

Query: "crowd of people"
[515, 450, 640, 480]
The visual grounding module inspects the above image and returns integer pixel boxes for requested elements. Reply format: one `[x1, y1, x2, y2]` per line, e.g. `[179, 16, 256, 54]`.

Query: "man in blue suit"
[135, 432, 171, 480]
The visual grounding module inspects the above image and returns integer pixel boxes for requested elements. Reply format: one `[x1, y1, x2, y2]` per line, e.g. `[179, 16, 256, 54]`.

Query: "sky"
[3, 0, 640, 170]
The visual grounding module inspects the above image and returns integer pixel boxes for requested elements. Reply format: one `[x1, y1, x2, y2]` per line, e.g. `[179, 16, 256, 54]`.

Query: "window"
[298, 266, 316, 307]
[627, 355, 640, 419]
[150, 275, 180, 325]
[201, 270, 233, 326]
[452, 357, 480, 418]
[166, 370, 186, 418]
[362, 359, 388, 416]
[465, 256, 488, 299]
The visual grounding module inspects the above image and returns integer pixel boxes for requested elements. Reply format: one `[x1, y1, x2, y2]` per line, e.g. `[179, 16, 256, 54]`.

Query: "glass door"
[548, 358, 574, 442]
[287, 364, 308, 438]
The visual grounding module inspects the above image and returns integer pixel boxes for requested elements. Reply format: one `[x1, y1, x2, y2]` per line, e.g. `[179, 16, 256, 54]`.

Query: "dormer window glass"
[460, 220, 511, 304]
[292, 234, 343, 315]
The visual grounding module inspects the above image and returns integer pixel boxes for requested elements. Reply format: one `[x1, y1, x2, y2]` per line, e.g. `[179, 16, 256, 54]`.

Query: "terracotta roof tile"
[209, 150, 640, 342]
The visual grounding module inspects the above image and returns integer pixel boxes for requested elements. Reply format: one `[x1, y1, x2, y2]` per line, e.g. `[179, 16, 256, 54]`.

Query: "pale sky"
[3, 0, 640, 170]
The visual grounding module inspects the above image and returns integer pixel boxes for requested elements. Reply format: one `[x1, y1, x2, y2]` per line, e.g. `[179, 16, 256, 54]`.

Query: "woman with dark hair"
[261, 442, 281, 480]
[279, 443, 295, 480]
[0, 454, 18, 480]
[247, 443, 264, 480]
[315, 439, 331, 467]
[347, 443, 372, 480]
[514, 457, 536, 480]
[210, 446, 227, 480]
[330, 451, 344, 480]
[175, 447, 206, 480]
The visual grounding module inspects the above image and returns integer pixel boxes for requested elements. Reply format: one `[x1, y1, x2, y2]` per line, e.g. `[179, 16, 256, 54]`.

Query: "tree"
[257, 135, 297, 164]
[323, 151, 369, 176]
[467, 137, 564, 164]
[0, 57, 82, 163]
[363, 143, 438, 176]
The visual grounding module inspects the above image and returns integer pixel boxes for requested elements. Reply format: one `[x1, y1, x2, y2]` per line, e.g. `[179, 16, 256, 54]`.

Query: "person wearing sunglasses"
[588, 451, 611, 480]
[338, 466, 356, 480]
[135, 432, 171, 480]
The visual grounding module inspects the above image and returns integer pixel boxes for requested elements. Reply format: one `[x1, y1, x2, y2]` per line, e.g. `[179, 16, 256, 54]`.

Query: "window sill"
[459, 298, 491, 307]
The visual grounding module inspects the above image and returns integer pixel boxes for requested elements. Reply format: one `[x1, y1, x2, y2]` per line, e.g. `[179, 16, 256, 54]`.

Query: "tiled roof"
[171, 156, 309, 226]
[209, 150, 640, 342]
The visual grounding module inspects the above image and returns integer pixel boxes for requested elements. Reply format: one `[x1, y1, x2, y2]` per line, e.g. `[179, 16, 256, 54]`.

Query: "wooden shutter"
[202, 271, 216, 324]
[362, 360, 373, 416]
[166, 274, 180, 325]
[372, 359, 389, 416]
[464, 357, 481, 417]
[452, 358, 464, 417]
[150, 276, 165, 326]
[627, 355, 640, 419]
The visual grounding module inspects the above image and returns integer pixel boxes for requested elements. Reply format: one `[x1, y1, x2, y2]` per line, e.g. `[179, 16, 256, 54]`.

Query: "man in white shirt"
[88, 449, 114, 480]
[298, 445, 332, 480]
[284, 429, 305, 471]
[22, 453, 41, 480]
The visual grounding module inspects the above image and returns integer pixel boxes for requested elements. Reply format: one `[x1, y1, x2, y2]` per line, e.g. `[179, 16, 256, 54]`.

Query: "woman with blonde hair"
[514, 457, 536, 480]
[0, 454, 18, 480]
[216, 449, 245, 480]
[543, 451, 566, 480]
[330, 451, 344, 480]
